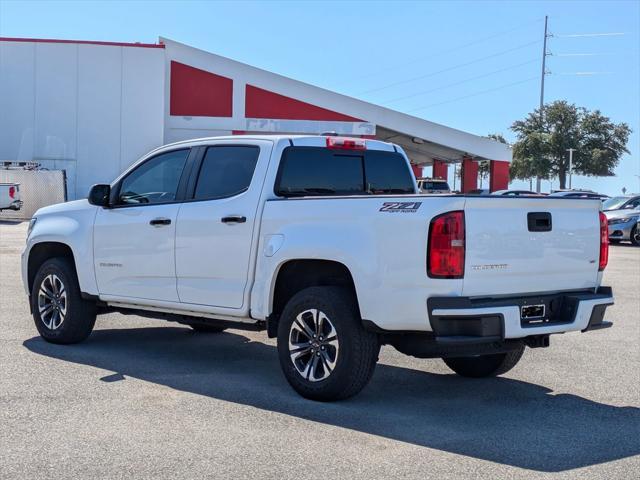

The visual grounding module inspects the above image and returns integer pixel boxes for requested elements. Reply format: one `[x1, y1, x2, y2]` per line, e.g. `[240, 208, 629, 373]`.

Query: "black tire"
[31, 257, 97, 344]
[630, 225, 640, 247]
[277, 286, 379, 401]
[188, 323, 226, 333]
[442, 343, 525, 378]
[609, 239, 621, 244]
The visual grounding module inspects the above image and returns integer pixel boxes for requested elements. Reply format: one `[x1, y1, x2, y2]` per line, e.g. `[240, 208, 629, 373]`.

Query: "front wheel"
[442, 344, 525, 378]
[31, 257, 97, 344]
[630, 225, 640, 247]
[277, 287, 379, 401]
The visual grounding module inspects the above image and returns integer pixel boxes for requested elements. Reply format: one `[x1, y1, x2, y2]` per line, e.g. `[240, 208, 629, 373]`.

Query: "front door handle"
[150, 217, 172, 226]
[221, 215, 247, 224]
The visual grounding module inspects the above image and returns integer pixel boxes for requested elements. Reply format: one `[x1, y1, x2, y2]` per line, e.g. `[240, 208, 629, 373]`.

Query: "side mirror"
[88, 184, 111, 207]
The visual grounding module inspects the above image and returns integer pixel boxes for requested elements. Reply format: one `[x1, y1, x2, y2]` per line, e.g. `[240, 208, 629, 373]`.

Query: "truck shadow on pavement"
[23, 326, 640, 473]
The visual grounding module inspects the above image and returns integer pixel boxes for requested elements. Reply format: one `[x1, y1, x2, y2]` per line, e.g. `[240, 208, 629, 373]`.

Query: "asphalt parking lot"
[1, 220, 638, 479]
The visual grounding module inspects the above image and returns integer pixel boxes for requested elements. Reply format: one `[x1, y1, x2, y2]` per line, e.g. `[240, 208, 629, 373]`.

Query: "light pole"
[567, 148, 576, 189]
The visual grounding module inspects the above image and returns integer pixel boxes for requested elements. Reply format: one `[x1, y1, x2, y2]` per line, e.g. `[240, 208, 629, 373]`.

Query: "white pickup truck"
[0, 182, 23, 211]
[22, 135, 614, 401]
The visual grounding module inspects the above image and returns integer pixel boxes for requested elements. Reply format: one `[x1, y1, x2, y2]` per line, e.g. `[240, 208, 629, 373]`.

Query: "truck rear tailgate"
[462, 197, 601, 297]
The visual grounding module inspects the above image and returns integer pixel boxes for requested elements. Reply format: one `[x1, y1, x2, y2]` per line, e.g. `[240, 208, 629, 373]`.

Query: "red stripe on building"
[0, 37, 165, 48]
[170, 61, 233, 117]
[245, 85, 361, 122]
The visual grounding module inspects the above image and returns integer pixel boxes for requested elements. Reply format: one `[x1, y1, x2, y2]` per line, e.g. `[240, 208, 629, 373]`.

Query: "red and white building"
[0, 36, 511, 200]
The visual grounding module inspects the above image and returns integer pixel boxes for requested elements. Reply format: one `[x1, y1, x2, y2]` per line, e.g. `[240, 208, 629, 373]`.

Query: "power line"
[554, 32, 625, 38]
[360, 39, 542, 95]
[552, 52, 613, 57]
[553, 71, 614, 76]
[334, 17, 543, 88]
[380, 58, 539, 105]
[407, 76, 539, 112]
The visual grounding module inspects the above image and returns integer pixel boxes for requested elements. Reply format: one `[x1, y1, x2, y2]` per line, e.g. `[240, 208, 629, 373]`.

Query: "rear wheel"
[31, 257, 97, 344]
[277, 287, 379, 401]
[630, 225, 640, 246]
[442, 344, 525, 378]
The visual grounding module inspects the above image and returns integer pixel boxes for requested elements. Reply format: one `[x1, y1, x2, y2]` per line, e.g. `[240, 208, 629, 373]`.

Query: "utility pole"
[540, 16, 549, 114]
[536, 15, 550, 193]
[567, 148, 575, 189]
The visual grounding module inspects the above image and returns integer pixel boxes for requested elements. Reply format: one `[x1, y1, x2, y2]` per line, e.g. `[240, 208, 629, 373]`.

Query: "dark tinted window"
[194, 146, 260, 200]
[275, 147, 414, 196]
[118, 149, 188, 205]
[365, 150, 415, 194]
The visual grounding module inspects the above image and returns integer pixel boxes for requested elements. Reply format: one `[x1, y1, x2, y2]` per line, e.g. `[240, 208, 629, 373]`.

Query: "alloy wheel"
[37, 274, 67, 330]
[288, 309, 339, 382]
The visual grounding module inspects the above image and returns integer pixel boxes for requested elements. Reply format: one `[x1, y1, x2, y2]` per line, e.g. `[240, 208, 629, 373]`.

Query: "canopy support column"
[489, 160, 510, 192]
[461, 156, 478, 193]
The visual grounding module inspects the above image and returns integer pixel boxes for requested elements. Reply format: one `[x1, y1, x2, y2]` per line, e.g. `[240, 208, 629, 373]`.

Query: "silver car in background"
[602, 195, 640, 211]
[606, 206, 640, 246]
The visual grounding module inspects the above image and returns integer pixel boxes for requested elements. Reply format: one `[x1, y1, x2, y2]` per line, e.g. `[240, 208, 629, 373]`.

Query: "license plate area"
[519, 295, 577, 327]
[521, 304, 545, 322]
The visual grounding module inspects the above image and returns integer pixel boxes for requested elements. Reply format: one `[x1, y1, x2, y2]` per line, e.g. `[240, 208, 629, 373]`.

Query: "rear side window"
[275, 147, 414, 196]
[194, 146, 260, 200]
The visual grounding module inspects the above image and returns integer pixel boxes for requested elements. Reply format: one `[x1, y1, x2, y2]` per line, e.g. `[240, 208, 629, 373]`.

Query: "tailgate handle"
[528, 212, 552, 232]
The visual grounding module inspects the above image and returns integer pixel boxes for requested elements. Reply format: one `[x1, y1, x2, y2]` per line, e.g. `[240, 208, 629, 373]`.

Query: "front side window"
[118, 149, 189, 205]
[275, 147, 415, 197]
[193, 146, 260, 200]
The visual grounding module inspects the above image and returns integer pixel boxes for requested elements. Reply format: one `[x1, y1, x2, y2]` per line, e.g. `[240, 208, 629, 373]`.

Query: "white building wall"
[0, 40, 165, 199]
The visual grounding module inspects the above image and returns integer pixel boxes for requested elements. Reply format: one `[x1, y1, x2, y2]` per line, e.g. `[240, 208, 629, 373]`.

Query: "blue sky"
[1, 0, 638, 195]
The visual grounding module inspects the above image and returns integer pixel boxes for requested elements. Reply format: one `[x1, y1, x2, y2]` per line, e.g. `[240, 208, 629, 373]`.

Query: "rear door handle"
[149, 217, 172, 226]
[221, 215, 247, 224]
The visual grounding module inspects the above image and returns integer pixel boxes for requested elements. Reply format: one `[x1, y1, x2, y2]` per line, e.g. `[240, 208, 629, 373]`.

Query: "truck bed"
[257, 194, 603, 332]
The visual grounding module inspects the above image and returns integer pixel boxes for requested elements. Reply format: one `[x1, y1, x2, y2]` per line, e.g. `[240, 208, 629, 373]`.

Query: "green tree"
[510, 101, 631, 189]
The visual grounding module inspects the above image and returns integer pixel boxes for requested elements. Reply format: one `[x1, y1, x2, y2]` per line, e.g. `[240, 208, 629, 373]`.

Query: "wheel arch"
[27, 242, 77, 295]
[267, 259, 360, 338]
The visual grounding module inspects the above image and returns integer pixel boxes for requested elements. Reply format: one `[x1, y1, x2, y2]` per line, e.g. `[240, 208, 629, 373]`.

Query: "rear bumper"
[427, 287, 614, 341]
[1, 199, 22, 211]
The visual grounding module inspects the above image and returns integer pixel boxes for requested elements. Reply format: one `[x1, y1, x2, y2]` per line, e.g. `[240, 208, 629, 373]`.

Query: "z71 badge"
[379, 202, 422, 213]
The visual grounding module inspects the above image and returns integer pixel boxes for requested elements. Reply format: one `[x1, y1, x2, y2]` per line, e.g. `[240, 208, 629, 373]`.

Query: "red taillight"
[599, 211, 609, 271]
[428, 211, 465, 278]
[326, 136, 366, 150]
[8, 186, 15, 199]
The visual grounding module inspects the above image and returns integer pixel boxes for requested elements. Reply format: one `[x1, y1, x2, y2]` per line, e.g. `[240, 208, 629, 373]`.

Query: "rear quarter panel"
[252, 195, 465, 331]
